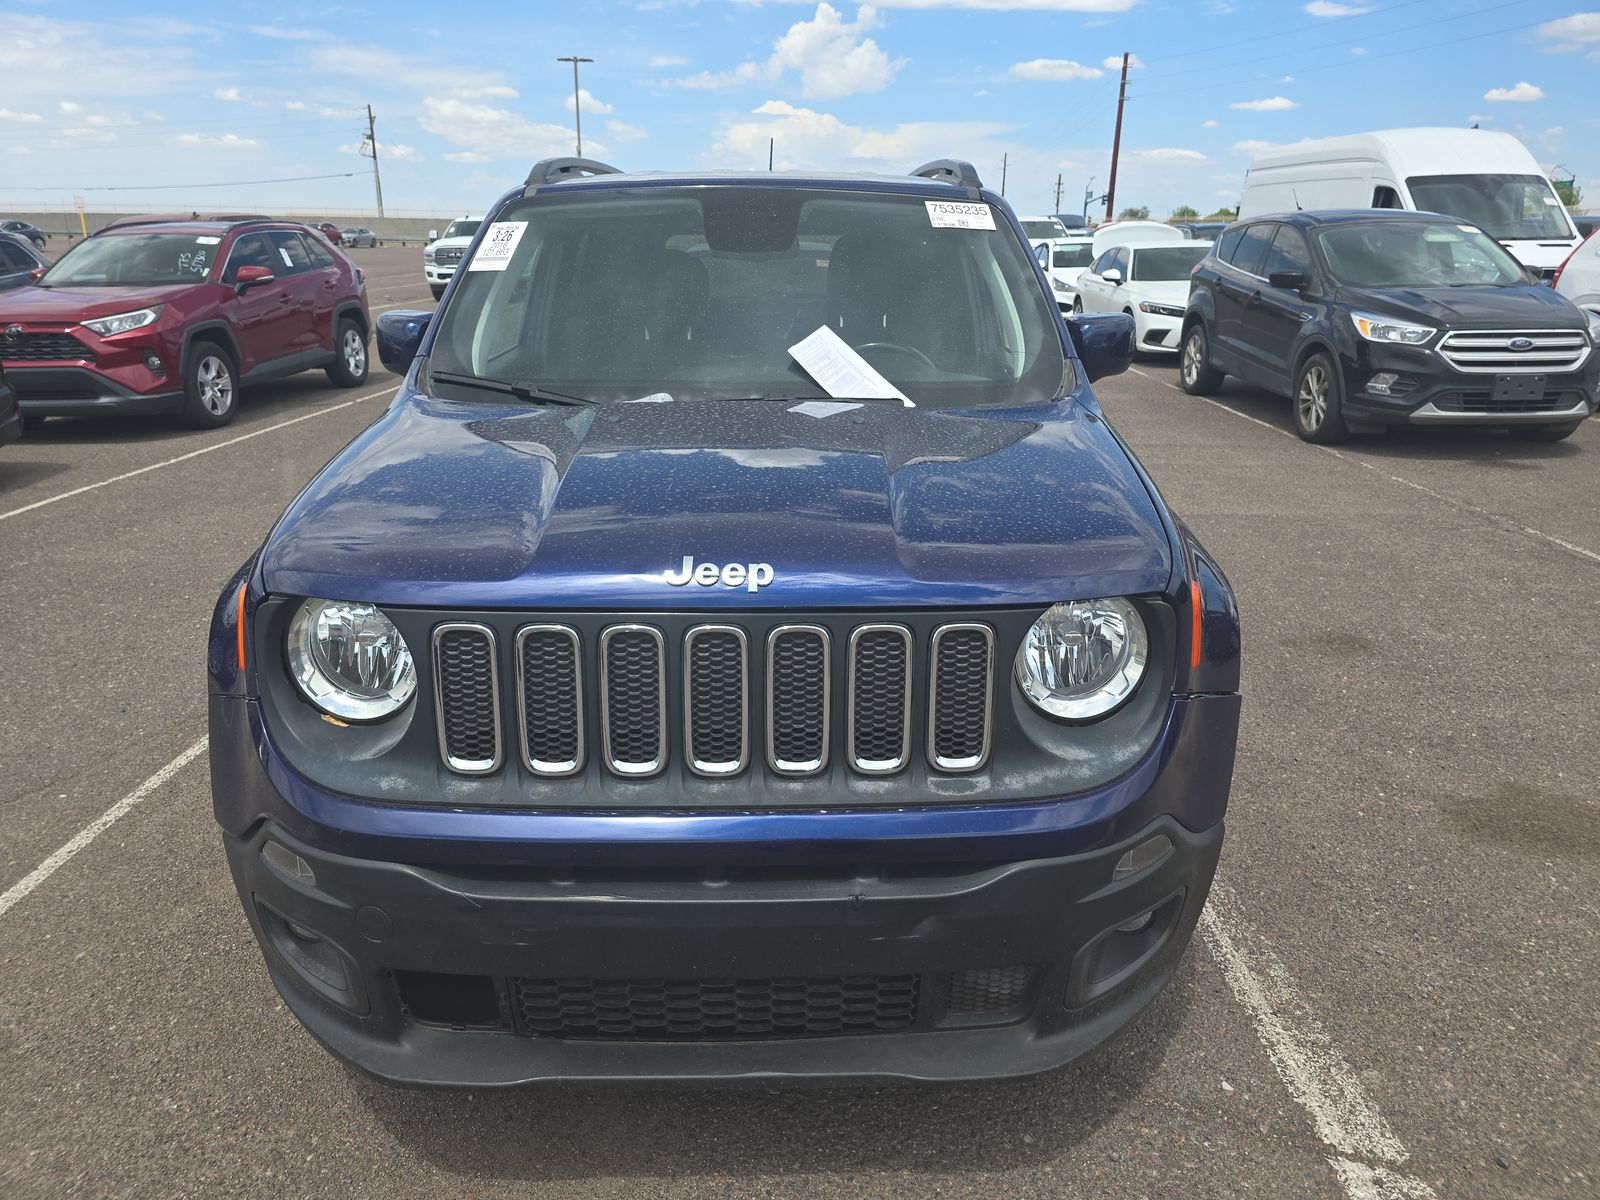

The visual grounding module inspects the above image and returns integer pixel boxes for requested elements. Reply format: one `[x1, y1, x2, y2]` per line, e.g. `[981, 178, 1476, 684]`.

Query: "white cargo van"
[1239, 128, 1579, 277]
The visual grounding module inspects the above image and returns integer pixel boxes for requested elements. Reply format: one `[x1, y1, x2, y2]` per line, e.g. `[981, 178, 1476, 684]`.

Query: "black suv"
[1179, 210, 1600, 442]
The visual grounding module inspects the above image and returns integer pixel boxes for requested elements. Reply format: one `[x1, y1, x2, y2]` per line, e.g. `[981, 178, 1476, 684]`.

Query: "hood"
[429, 236, 475, 251]
[0, 283, 196, 324]
[1497, 240, 1578, 272]
[261, 390, 1174, 610]
[1127, 280, 1190, 307]
[1341, 282, 1586, 329]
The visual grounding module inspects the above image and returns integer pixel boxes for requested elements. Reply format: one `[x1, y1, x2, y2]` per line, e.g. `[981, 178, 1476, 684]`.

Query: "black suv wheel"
[1292, 352, 1349, 443]
[1179, 324, 1224, 395]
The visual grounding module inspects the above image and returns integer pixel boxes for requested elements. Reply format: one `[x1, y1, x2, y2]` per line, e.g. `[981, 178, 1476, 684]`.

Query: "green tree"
[1552, 178, 1583, 209]
[1118, 205, 1150, 221]
[1205, 205, 1238, 221]
[1171, 205, 1200, 220]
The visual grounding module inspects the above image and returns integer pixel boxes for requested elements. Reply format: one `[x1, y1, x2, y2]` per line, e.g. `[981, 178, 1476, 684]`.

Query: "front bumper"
[424, 264, 458, 285]
[6, 365, 183, 417]
[225, 813, 1221, 1087]
[1340, 342, 1599, 427]
[0, 381, 19, 445]
[1134, 310, 1183, 354]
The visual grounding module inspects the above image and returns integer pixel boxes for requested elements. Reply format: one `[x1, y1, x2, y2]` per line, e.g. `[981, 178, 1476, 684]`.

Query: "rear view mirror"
[1101, 267, 1123, 285]
[234, 265, 275, 289]
[1068, 312, 1136, 382]
[1268, 270, 1307, 291]
[377, 309, 432, 375]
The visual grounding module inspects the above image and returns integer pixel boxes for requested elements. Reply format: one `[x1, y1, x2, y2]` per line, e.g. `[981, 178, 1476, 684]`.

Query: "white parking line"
[0, 738, 207, 920]
[1126, 367, 1600, 568]
[0, 383, 399, 524]
[1201, 882, 1438, 1199]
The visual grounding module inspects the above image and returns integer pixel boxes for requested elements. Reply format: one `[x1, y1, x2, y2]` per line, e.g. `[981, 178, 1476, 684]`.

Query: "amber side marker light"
[236, 582, 248, 672]
[1189, 579, 1203, 670]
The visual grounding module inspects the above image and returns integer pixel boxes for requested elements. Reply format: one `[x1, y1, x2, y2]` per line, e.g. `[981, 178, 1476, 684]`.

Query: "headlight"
[81, 306, 161, 336]
[423, 248, 435, 262]
[1585, 310, 1600, 345]
[287, 598, 416, 721]
[1051, 277, 1071, 294]
[1015, 598, 1148, 721]
[1350, 311, 1434, 345]
[1138, 302, 1185, 317]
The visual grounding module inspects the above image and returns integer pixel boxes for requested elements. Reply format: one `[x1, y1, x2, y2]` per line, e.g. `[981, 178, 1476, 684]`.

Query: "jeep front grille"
[1436, 329, 1589, 374]
[431, 618, 996, 782]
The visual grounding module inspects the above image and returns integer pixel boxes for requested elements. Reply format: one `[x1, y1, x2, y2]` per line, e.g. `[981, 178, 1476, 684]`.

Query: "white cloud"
[677, 3, 904, 99]
[1202, 119, 1219, 128]
[444, 151, 488, 163]
[58, 101, 83, 114]
[1131, 147, 1207, 162]
[1483, 81, 1545, 102]
[1535, 12, 1600, 53]
[649, 54, 689, 67]
[1349, 46, 1368, 55]
[340, 140, 419, 161]
[710, 99, 1011, 172]
[1101, 53, 1143, 69]
[421, 94, 585, 160]
[0, 109, 45, 123]
[730, 0, 1138, 9]
[286, 101, 349, 118]
[1304, 2, 1375, 16]
[1230, 96, 1297, 111]
[605, 119, 650, 142]
[213, 87, 243, 102]
[566, 87, 614, 115]
[455, 85, 520, 100]
[174, 132, 257, 149]
[1006, 58, 1103, 81]
[1231, 139, 1277, 154]
[246, 24, 317, 40]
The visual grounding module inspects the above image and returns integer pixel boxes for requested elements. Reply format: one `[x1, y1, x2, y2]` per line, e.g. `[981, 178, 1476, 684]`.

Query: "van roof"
[1247, 127, 1545, 178]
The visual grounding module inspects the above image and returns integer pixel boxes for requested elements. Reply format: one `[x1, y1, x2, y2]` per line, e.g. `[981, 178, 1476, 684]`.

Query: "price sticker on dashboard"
[469, 221, 528, 272]
[925, 200, 996, 231]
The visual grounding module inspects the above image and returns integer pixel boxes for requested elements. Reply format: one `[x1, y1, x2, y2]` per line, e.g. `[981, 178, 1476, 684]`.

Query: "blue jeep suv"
[208, 157, 1241, 1086]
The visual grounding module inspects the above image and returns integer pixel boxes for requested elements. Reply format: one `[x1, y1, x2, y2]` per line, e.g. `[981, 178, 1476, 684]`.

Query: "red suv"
[0, 218, 371, 428]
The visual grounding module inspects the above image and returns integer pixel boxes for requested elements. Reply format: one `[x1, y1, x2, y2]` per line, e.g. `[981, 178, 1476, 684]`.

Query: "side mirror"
[376, 309, 432, 375]
[1101, 267, 1123, 285]
[235, 265, 275, 290]
[1268, 270, 1308, 291]
[1067, 312, 1136, 383]
[426, 229, 438, 243]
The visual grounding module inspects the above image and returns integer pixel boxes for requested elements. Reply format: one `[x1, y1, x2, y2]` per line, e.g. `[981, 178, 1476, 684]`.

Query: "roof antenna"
[1291, 187, 1303, 212]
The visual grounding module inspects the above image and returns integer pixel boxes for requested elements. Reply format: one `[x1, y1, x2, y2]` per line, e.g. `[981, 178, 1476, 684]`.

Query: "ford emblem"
[1507, 337, 1536, 351]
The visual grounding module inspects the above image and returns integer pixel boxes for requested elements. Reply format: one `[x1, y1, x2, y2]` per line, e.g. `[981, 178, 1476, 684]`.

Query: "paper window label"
[925, 200, 996, 230]
[788, 325, 912, 407]
[468, 221, 528, 271]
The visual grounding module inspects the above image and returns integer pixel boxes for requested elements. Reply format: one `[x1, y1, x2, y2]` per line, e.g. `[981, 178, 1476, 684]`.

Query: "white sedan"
[1554, 227, 1600, 320]
[1075, 241, 1212, 355]
[1033, 237, 1096, 311]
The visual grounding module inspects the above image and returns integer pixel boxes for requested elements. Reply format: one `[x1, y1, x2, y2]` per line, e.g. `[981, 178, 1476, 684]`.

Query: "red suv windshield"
[43, 233, 220, 287]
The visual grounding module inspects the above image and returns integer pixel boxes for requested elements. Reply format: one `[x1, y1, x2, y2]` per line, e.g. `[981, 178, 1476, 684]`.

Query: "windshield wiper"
[428, 370, 595, 406]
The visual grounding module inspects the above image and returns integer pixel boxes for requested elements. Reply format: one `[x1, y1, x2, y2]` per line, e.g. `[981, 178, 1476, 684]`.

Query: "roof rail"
[99, 213, 272, 231]
[910, 159, 983, 190]
[525, 157, 623, 187]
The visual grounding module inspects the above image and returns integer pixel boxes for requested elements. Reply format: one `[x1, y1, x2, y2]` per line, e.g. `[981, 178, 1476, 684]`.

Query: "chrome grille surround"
[598, 624, 668, 778]
[431, 623, 503, 775]
[1436, 329, 1590, 374]
[514, 624, 584, 777]
[683, 624, 750, 777]
[765, 624, 831, 777]
[846, 624, 913, 776]
[927, 623, 995, 772]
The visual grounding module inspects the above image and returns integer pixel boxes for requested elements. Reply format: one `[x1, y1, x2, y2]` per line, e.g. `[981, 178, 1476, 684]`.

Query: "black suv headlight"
[1014, 598, 1148, 721]
[286, 598, 417, 721]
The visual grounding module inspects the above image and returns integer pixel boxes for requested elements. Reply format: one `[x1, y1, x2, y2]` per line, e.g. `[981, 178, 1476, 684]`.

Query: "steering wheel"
[855, 341, 938, 371]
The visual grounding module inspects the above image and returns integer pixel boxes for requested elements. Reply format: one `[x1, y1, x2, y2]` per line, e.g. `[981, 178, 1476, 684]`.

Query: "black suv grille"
[600, 627, 666, 775]
[930, 625, 993, 770]
[1, 332, 93, 362]
[848, 626, 912, 773]
[433, 625, 500, 771]
[511, 973, 920, 1040]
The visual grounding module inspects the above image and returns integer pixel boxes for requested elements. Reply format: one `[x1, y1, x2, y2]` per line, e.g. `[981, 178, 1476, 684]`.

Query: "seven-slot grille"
[1, 332, 94, 362]
[1436, 329, 1589, 374]
[431, 619, 995, 782]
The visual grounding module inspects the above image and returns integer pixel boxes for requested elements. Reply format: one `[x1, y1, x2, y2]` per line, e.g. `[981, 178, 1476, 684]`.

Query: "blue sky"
[2, 1, 1596, 217]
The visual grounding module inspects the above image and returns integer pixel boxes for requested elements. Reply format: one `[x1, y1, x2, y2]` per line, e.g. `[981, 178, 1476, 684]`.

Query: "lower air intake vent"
[432, 624, 501, 773]
[511, 973, 920, 1040]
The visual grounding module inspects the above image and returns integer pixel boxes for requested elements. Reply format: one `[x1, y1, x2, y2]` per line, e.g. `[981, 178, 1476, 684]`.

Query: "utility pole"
[556, 56, 593, 156]
[1105, 52, 1130, 222]
[769, 137, 774, 170]
[1054, 173, 1063, 212]
[361, 103, 384, 218]
[1001, 153, 1008, 197]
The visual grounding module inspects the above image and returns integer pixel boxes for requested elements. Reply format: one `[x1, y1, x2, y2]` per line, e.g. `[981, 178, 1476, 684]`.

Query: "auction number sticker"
[925, 200, 996, 231]
[468, 221, 528, 271]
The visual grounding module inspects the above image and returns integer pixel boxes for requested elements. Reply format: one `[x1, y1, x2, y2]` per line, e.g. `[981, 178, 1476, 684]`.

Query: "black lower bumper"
[225, 815, 1222, 1087]
[0, 383, 19, 446]
[1339, 346, 1597, 428]
[8, 366, 183, 417]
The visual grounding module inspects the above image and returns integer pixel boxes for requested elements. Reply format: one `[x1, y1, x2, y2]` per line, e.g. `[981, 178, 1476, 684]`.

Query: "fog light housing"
[1367, 371, 1399, 396]
[1113, 835, 1172, 933]
[143, 351, 165, 375]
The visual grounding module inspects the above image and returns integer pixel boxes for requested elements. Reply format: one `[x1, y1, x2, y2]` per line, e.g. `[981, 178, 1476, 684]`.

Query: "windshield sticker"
[278, 246, 294, 268]
[788, 400, 863, 418]
[195, 236, 221, 245]
[788, 325, 913, 407]
[468, 221, 528, 272]
[1457, 225, 1480, 234]
[925, 200, 996, 231]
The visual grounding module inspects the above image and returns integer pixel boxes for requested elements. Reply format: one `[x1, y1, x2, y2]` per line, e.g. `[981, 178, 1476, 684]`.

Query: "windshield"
[1022, 219, 1065, 239]
[429, 186, 1067, 409]
[1130, 245, 1209, 281]
[442, 220, 482, 240]
[1405, 174, 1575, 242]
[1052, 243, 1094, 269]
[41, 232, 218, 287]
[1317, 221, 1527, 288]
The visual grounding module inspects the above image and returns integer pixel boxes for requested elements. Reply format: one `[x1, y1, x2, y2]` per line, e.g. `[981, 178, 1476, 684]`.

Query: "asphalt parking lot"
[1, 245, 1595, 1199]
